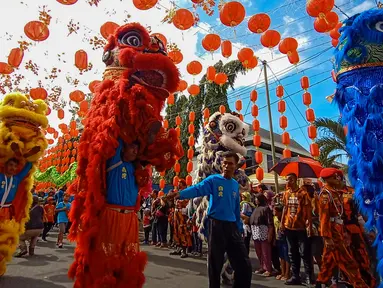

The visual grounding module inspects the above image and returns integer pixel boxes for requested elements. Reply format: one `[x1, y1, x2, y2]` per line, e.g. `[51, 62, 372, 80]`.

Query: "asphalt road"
[1, 230, 306, 288]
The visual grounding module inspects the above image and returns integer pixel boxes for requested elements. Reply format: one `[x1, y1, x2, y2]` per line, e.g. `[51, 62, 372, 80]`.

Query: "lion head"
[0, 92, 48, 132]
[102, 23, 179, 100]
[204, 111, 249, 156]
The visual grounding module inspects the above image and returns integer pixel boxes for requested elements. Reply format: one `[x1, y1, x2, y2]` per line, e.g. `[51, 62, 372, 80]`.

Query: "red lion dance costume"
[68, 23, 182, 288]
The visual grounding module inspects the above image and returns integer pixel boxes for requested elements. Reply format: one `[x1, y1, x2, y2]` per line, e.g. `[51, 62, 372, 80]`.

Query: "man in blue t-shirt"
[55, 193, 71, 248]
[167, 151, 252, 288]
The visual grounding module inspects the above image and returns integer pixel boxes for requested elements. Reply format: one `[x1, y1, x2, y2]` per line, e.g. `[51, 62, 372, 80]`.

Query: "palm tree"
[314, 117, 349, 168]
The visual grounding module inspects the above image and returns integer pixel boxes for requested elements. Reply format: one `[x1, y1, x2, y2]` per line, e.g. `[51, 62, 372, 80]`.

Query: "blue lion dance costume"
[333, 8, 383, 283]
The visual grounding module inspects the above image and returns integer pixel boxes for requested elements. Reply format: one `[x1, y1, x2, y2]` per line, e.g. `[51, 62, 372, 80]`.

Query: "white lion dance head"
[196, 111, 250, 189]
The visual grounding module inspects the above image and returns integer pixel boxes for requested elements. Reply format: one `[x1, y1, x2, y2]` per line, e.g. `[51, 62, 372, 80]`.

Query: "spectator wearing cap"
[315, 168, 368, 288]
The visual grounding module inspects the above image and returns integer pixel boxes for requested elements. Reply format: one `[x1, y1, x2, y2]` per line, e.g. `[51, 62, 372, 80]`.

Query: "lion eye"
[224, 121, 236, 133]
[118, 30, 142, 47]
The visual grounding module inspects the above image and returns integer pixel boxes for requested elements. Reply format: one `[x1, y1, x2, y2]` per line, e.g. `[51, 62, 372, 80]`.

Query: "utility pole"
[262, 60, 280, 193]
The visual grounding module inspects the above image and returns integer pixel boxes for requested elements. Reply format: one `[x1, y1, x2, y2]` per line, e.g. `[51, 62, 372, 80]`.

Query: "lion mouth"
[130, 70, 170, 99]
[5, 117, 39, 130]
[234, 137, 245, 146]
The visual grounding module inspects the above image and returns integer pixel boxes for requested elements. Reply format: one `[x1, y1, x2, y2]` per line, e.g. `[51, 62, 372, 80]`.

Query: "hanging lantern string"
[243, 66, 264, 115]
[265, 63, 311, 146]
[166, 73, 331, 122]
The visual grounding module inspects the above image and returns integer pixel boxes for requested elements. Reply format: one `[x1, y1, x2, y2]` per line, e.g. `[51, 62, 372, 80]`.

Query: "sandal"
[280, 276, 288, 281]
[276, 275, 282, 280]
[253, 269, 265, 275]
[262, 271, 271, 277]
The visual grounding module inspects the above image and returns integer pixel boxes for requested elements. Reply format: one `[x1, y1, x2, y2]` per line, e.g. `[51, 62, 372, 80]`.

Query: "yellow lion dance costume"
[0, 92, 48, 276]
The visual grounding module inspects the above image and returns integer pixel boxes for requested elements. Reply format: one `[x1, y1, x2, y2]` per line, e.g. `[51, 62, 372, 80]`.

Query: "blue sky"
[0, 0, 377, 151]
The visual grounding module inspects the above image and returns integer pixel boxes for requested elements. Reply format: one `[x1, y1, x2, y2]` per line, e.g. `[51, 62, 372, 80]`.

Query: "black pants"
[144, 226, 151, 242]
[151, 221, 158, 243]
[169, 224, 174, 244]
[271, 242, 281, 272]
[285, 229, 313, 281]
[193, 232, 202, 253]
[244, 233, 251, 256]
[42, 222, 54, 239]
[157, 217, 168, 244]
[208, 218, 252, 288]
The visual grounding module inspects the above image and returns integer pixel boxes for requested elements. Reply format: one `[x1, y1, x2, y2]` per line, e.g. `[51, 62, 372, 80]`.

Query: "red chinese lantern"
[75, 50, 88, 71]
[219, 105, 226, 114]
[24, 21, 50, 41]
[173, 9, 195, 30]
[88, 80, 101, 93]
[57, 0, 78, 5]
[133, 0, 158, 10]
[250, 90, 258, 102]
[306, 0, 334, 17]
[178, 80, 188, 92]
[30, 87, 48, 100]
[303, 92, 312, 106]
[0, 62, 14, 75]
[256, 167, 264, 182]
[188, 84, 200, 96]
[163, 119, 169, 129]
[248, 13, 271, 33]
[57, 109, 65, 120]
[301, 76, 310, 90]
[221, 40, 232, 58]
[69, 90, 85, 102]
[331, 38, 339, 47]
[206, 66, 216, 82]
[46, 106, 51, 115]
[235, 100, 242, 112]
[187, 61, 203, 76]
[100, 22, 119, 39]
[276, 85, 284, 98]
[237, 47, 254, 63]
[202, 34, 221, 53]
[278, 38, 298, 55]
[244, 56, 258, 69]
[219, 1, 246, 27]
[260, 30, 281, 48]
[167, 93, 175, 105]
[288, 51, 300, 65]
[79, 101, 89, 113]
[214, 73, 228, 86]
[168, 50, 183, 64]
[8, 48, 24, 68]
[310, 143, 320, 157]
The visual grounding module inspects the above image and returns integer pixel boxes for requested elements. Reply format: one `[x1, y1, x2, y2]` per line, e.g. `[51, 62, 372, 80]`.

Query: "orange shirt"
[318, 185, 344, 239]
[44, 203, 55, 223]
[282, 188, 312, 231]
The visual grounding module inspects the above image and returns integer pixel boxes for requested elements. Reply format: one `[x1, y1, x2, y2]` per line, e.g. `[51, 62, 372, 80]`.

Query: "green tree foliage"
[153, 60, 246, 184]
[314, 117, 349, 168]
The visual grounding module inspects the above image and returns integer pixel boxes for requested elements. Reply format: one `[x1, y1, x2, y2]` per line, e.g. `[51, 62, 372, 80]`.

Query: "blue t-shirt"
[180, 174, 243, 233]
[106, 138, 138, 207]
[56, 202, 71, 223]
[0, 162, 32, 204]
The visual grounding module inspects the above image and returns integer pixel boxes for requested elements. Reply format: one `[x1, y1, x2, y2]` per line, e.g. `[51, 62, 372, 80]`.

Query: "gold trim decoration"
[103, 67, 127, 81]
[336, 62, 383, 78]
